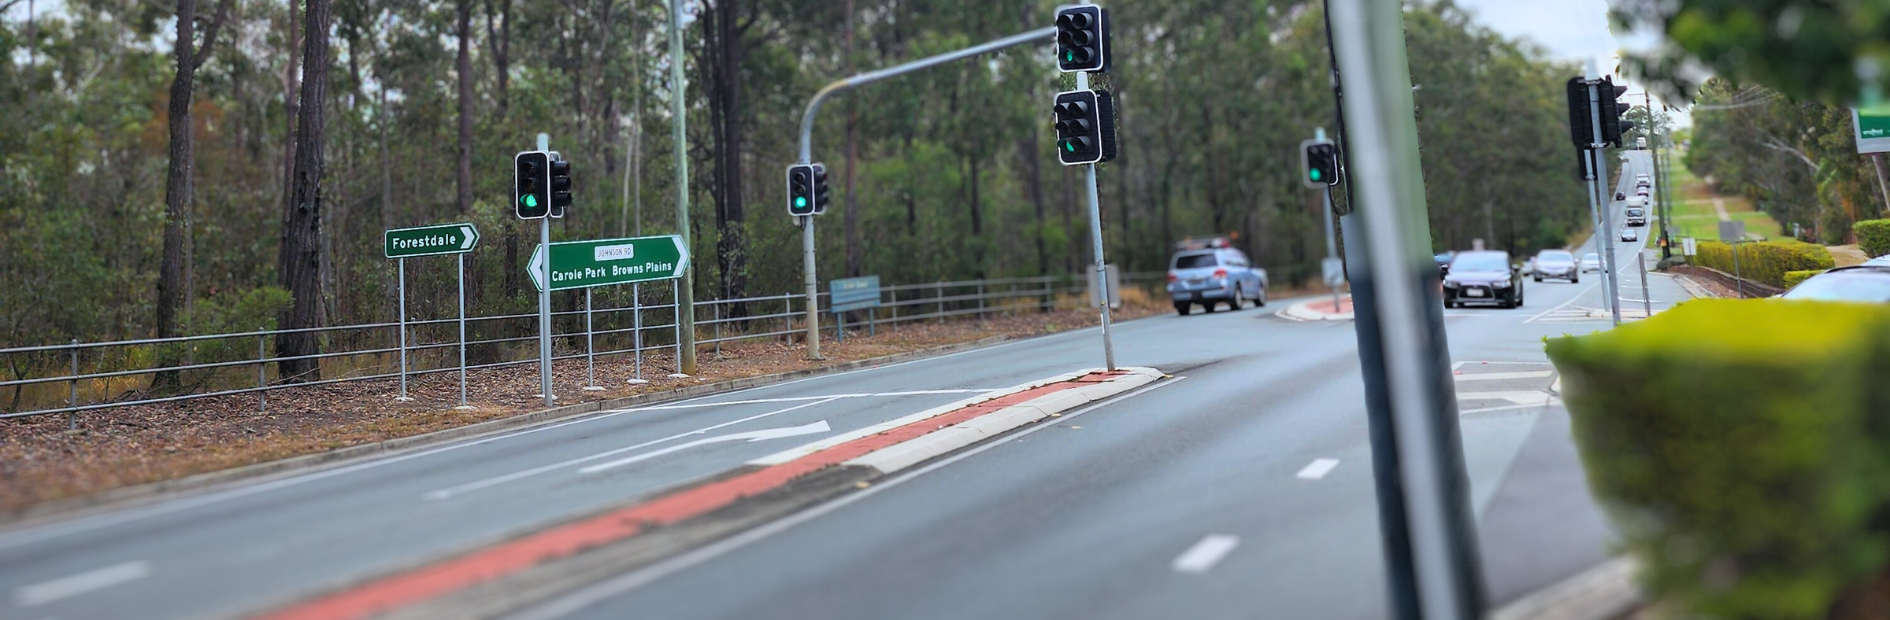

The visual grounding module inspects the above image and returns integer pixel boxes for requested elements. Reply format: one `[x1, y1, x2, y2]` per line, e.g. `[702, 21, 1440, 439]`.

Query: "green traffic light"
[1064, 142, 1075, 153]
[522, 195, 538, 207]
[1311, 169, 1322, 181]
[1065, 51, 1073, 62]
[795, 197, 807, 207]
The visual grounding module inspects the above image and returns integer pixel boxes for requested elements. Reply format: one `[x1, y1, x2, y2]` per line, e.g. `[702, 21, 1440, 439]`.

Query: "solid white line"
[1296, 458, 1341, 480]
[0, 339, 1041, 550]
[13, 561, 150, 607]
[502, 376, 1188, 620]
[610, 389, 996, 413]
[1457, 391, 1559, 405]
[1171, 535, 1241, 573]
[1451, 371, 1553, 382]
[1459, 402, 1560, 416]
[423, 398, 844, 500]
[1526, 281, 1602, 323]
[578, 420, 831, 474]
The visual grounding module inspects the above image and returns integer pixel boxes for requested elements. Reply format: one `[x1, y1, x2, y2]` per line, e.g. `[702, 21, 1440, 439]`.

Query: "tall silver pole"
[538, 134, 554, 406]
[1583, 75, 1623, 326]
[1075, 69, 1115, 371]
[456, 253, 468, 408]
[1639, 251, 1652, 317]
[668, 0, 696, 375]
[1580, 147, 1609, 315]
[1317, 127, 1342, 312]
[802, 216, 822, 359]
[629, 283, 646, 383]
[1328, 0, 1486, 617]
[583, 287, 600, 390]
[396, 257, 411, 402]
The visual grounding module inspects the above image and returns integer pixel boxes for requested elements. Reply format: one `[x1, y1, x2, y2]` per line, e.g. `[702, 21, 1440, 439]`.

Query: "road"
[0, 153, 1688, 620]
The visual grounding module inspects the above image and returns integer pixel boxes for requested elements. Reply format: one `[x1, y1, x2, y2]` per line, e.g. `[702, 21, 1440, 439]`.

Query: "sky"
[1450, 0, 1687, 127]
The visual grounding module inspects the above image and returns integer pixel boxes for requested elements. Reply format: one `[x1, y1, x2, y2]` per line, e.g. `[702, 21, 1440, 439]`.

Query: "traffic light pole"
[1077, 69, 1117, 372]
[668, 0, 696, 375]
[793, 26, 1058, 359]
[536, 133, 554, 407]
[1585, 75, 1623, 326]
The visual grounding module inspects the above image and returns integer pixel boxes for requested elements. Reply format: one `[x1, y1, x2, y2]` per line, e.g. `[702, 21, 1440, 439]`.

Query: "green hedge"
[1857, 219, 1890, 258]
[1694, 239, 1835, 288]
[1783, 270, 1823, 290]
[1547, 300, 1890, 619]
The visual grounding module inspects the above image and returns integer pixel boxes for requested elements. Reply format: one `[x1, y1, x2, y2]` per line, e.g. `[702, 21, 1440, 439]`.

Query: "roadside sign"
[1854, 108, 1890, 154]
[384, 223, 479, 258]
[1717, 220, 1746, 243]
[830, 276, 881, 313]
[1088, 263, 1122, 309]
[529, 235, 690, 292]
[1682, 237, 1697, 256]
[1322, 257, 1346, 287]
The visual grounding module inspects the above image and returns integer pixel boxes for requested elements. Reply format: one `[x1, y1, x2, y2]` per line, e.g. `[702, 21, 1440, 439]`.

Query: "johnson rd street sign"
[528, 235, 690, 291]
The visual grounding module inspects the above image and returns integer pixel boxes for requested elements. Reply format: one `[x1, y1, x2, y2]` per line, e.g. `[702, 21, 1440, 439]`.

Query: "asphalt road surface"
[0, 152, 1689, 620]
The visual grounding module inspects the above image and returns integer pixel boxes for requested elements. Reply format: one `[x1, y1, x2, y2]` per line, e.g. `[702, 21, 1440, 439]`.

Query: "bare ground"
[0, 298, 1178, 514]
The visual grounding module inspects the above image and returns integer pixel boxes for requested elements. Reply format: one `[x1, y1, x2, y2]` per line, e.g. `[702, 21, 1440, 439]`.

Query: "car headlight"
[1491, 280, 1512, 288]
[1443, 281, 1460, 288]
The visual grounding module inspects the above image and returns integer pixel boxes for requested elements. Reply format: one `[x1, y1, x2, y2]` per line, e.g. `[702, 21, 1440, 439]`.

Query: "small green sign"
[528, 235, 690, 291]
[385, 223, 480, 258]
[1854, 108, 1890, 154]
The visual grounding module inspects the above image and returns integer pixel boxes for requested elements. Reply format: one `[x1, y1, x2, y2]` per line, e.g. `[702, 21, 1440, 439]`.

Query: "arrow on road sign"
[529, 234, 690, 291]
[578, 420, 831, 474]
[385, 222, 481, 258]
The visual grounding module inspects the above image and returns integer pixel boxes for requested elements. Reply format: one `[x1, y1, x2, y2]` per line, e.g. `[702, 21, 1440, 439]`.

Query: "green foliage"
[1685, 80, 1881, 244]
[1857, 219, 1890, 257]
[1783, 269, 1824, 289]
[1695, 239, 1835, 287]
[1547, 300, 1890, 618]
[1611, 0, 1890, 105]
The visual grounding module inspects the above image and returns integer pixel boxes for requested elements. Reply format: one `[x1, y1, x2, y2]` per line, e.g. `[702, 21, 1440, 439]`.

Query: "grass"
[1663, 164, 1783, 241]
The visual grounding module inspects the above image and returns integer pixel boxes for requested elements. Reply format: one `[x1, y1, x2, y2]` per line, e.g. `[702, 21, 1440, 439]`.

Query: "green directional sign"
[529, 234, 690, 291]
[385, 223, 480, 258]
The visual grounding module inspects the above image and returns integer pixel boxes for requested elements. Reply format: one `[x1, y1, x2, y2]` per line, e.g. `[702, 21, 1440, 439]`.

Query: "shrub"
[1857, 219, 1890, 258]
[1782, 270, 1823, 290]
[1546, 300, 1890, 619]
[1693, 239, 1835, 287]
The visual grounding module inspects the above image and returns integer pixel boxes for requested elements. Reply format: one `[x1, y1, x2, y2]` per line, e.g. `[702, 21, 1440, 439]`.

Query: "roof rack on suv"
[1175, 235, 1235, 251]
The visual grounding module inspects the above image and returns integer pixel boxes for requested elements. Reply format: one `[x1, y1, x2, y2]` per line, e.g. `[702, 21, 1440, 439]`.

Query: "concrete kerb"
[1278, 296, 1354, 322]
[2, 335, 1015, 527]
[1490, 556, 1640, 620]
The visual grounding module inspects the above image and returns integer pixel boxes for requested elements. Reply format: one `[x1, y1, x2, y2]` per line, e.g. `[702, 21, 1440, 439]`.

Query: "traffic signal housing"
[1301, 139, 1339, 189]
[1565, 76, 1594, 148]
[787, 163, 830, 217]
[1053, 89, 1117, 166]
[515, 151, 550, 219]
[1599, 76, 1634, 147]
[548, 157, 572, 218]
[1054, 5, 1110, 73]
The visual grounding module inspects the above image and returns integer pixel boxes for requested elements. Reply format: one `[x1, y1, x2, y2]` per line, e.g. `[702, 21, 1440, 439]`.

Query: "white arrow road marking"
[459, 225, 478, 250]
[13, 561, 150, 607]
[579, 420, 832, 474]
[1172, 535, 1240, 573]
[1296, 458, 1341, 480]
[1456, 391, 1557, 405]
[423, 399, 841, 500]
[1452, 371, 1553, 382]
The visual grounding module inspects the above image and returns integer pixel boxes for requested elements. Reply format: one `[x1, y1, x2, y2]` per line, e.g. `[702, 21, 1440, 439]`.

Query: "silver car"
[1580, 253, 1602, 273]
[1533, 249, 1579, 283]
[1167, 245, 1268, 315]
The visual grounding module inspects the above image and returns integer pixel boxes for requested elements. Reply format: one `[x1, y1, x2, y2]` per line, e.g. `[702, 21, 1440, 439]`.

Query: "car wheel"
[1255, 286, 1268, 307]
[1174, 302, 1191, 316]
[1533, 276, 1542, 282]
[1230, 288, 1246, 310]
[1202, 299, 1217, 313]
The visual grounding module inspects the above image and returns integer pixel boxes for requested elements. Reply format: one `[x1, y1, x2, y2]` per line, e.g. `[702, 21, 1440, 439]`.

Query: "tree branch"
[1754, 133, 1818, 171]
[191, 0, 235, 71]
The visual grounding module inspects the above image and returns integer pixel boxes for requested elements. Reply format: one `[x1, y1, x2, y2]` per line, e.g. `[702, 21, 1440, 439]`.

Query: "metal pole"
[1733, 242, 1744, 298]
[1584, 75, 1623, 326]
[258, 329, 267, 412]
[1319, 127, 1343, 312]
[670, 278, 683, 377]
[936, 281, 944, 321]
[1328, 1, 1486, 617]
[1580, 148, 1609, 316]
[583, 287, 601, 391]
[538, 133, 554, 406]
[396, 257, 411, 401]
[668, 0, 697, 375]
[629, 283, 646, 384]
[714, 303, 722, 357]
[1077, 69, 1117, 372]
[68, 339, 78, 429]
[1639, 251, 1652, 317]
[457, 254, 468, 408]
[802, 215, 822, 359]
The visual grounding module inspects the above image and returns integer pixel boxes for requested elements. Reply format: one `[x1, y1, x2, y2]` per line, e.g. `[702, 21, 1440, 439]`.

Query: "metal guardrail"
[1, 273, 1161, 419]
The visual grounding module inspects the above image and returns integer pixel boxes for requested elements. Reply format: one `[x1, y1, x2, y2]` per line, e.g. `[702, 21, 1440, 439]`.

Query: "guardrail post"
[713, 302, 722, 358]
[936, 282, 944, 322]
[785, 293, 793, 343]
[257, 329, 268, 412]
[868, 307, 876, 337]
[977, 282, 985, 319]
[629, 283, 647, 384]
[68, 339, 78, 430]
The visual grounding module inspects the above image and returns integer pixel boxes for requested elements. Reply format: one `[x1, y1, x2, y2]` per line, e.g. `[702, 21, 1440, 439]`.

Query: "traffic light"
[1301, 139, 1339, 189]
[1054, 5, 1110, 73]
[786, 164, 816, 217]
[811, 163, 830, 214]
[1565, 76, 1593, 148]
[1053, 89, 1117, 166]
[1599, 76, 1634, 147]
[548, 157, 573, 218]
[514, 151, 550, 219]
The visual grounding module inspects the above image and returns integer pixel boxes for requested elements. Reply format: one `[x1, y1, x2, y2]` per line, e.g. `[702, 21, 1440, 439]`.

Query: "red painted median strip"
[248, 372, 1117, 620]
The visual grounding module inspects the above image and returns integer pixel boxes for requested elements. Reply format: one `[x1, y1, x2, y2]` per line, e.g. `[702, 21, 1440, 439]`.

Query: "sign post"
[382, 222, 481, 405]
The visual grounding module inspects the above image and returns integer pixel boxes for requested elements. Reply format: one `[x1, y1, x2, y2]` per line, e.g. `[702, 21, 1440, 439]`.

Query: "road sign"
[1854, 108, 1890, 154]
[528, 234, 689, 292]
[830, 275, 881, 313]
[1718, 220, 1746, 243]
[384, 223, 480, 258]
[1322, 257, 1346, 287]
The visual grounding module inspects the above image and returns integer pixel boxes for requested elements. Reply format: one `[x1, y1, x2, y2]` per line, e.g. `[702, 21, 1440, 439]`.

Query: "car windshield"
[1627, 209, 1643, 215]
[1782, 272, 1890, 302]
[1450, 254, 1508, 272]
[1173, 253, 1218, 269]
[1537, 251, 1573, 262]
[1583, 253, 1599, 262]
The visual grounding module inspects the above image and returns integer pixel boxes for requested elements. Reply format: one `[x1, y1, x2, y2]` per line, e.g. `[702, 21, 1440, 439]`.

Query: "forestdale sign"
[384, 223, 480, 258]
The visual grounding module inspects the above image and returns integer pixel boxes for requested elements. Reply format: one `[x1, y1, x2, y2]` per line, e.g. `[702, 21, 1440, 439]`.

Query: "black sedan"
[1443, 251, 1525, 309]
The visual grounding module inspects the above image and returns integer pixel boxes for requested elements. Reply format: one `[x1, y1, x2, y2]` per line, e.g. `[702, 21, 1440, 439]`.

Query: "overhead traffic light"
[548, 157, 572, 218]
[1599, 76, 1634, 147]
[514, 151, 550, 219]
[787, 163, 831, 217]
[1301, 139, 1339, 189]
[1565, 76, 1594, 148]
[1053, 89, 1117, 166]
[1054, 5, 1110, 73]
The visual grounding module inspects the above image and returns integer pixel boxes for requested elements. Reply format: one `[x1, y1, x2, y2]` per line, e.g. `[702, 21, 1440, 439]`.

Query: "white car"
[1621, 228, 1639, 242]
[1581, 253, 1602, 273]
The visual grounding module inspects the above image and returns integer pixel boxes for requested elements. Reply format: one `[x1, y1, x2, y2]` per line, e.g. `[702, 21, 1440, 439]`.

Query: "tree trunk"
[842, 0, 860, 278]
[455, 0, 474, 215]
[1018, 131, 1047, 276]
[277, 0, 303, 218]
[154, 0, 230, 390]
[277, 0, 332, 383]
[483, 0, 511, 118]
[702, 0, 749, 315]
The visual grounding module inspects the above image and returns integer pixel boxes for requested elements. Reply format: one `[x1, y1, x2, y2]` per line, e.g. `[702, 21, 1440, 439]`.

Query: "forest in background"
[0, 0, 1591, 368]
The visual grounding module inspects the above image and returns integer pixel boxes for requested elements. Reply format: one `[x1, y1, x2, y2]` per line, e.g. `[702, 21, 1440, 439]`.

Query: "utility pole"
[668, 0, 696, 375]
